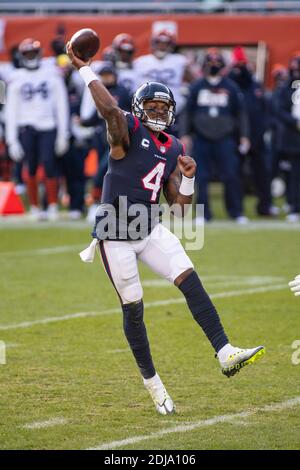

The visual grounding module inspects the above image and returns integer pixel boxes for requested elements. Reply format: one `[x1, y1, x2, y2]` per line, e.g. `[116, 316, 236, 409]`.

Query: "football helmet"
[112, 33, 135, 65]
[19, 38, 42, 70]
[132, 81, 176, 132]
[151, 30, 176, 59]
[112, 33, 135, 53]
[101, 46, 117, 65]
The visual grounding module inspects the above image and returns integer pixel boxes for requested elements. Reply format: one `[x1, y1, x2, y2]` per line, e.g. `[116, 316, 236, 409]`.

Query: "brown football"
[70, 28, 100, 61]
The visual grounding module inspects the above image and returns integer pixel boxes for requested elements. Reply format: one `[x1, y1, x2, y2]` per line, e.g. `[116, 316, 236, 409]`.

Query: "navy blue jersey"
[93, 113, 183, 240]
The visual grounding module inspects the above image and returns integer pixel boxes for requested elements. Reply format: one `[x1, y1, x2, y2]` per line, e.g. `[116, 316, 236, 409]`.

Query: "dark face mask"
[231, 66, 252, 87]
[289, 68, 300, 81]
[208, 64, 223, 76]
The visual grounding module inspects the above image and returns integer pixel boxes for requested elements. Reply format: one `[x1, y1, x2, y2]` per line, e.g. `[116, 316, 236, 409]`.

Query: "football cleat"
[218, 346, 265, 378]
[143, 373, 175, 415]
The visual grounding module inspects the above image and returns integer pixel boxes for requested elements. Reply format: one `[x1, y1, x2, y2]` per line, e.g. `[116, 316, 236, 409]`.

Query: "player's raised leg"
[98, 239, 174, 414]
[138, 224, 265, 378]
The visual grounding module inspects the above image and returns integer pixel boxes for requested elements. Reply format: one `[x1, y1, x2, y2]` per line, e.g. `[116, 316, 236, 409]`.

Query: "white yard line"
[0, 283, 287, 331]
[86, 396, 300, 450]
[109, 348, 130, 354]
[22, 417, 68, 430]
[142, 276, 285, 288]
[0, 244, 85, 257]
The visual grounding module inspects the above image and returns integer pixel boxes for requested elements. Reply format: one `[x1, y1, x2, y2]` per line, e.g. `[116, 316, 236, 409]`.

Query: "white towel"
[79, 239, 98, 263]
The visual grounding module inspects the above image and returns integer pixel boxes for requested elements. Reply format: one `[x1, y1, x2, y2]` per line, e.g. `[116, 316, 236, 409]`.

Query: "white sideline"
[22, 417, 68, 430]
[86, 397, 300, 450]
[0, 283, 287, 331]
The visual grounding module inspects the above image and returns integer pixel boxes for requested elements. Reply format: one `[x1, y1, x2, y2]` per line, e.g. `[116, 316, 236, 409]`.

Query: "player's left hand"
[178, 155, 196, 178]
[289, 275, 300, 296]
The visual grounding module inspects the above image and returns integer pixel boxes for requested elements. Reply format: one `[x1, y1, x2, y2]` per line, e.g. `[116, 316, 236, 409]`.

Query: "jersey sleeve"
[123, 111, 140, 134]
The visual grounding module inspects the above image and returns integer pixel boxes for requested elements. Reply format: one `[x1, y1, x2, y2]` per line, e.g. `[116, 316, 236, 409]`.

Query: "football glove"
[289, 275, 300, 296]
[55, 135, 69, 156]
[8, 141, 25, 162]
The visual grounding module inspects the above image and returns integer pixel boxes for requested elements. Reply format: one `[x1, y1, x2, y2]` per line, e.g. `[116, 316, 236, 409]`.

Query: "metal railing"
[1, 2, 300, 15]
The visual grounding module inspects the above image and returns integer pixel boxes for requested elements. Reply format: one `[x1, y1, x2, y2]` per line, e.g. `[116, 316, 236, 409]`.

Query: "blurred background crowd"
[1, 9, 300, 224]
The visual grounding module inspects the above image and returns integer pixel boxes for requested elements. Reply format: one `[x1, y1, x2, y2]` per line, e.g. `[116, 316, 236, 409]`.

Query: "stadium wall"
[0, 14, 299, 83]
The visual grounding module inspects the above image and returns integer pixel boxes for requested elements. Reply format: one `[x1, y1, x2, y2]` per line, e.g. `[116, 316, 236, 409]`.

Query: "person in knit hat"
[229, 46, 275, 216]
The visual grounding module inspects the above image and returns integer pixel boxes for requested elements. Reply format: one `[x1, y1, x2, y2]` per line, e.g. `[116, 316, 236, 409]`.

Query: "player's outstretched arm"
[66, 42, 129, 159]
[163, 155, 196, 217]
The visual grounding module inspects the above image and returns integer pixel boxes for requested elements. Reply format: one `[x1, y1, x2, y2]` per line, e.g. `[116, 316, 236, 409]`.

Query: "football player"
[67, 42, 265, 415]
[5, 38, 69, 220]
[134, 30, 194, 125]
[112, 33, 138, 97]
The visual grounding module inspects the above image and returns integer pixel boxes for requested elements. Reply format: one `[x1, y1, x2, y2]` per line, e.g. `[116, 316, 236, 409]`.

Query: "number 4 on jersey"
[142, 162, 166, 202]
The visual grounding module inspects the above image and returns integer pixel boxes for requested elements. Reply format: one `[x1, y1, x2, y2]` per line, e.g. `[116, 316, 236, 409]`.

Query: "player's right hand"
[8, 141, 24, 162]
[289, 275, 300, 296]
[66, 42, 91, 70]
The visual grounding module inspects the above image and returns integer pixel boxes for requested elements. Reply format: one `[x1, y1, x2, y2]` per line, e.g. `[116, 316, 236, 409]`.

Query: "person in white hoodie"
[5, 38, 69, 220]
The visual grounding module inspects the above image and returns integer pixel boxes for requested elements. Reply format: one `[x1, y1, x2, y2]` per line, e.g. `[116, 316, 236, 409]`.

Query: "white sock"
[143, 373, 161, 386]
[217, 343, 237, 362]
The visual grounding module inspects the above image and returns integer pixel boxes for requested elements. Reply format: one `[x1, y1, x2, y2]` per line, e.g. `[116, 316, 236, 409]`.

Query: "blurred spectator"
[276, 54, 300, 222]
[134, 29, 194, 135]
[5, 38, 69, 220]
[229, 46, 275, 216]
[56, 54, 92, 220]
[180, 48, 249, 223]
[80, 61, 131, 222]
[112, 33, 138, 97]
[0, 45, 23, 189]
[266, 64, 291, 209]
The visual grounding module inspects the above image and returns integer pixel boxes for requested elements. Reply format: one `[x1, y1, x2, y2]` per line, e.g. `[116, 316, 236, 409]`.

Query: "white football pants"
[98, 223, 194, 304]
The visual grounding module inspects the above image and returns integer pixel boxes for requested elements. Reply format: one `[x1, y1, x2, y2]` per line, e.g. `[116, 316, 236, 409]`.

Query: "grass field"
[0, 210, 300, 449]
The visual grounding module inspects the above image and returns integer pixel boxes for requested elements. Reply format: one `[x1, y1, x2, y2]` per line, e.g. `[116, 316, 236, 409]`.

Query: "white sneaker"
[286, 213, 300, 223]
[47, 203, 59, 221]
[28, 205, 41, 221]
[69, 210, 82, 220]
[269, 205, 280, 216]
[143, 373, 175, 415]
[218, 346, 265, 378]
[235, 216, 249, 225]
[86, 204, 98, 224]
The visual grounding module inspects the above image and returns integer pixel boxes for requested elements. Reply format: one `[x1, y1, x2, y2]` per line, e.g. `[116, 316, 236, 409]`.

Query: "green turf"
[0, 216, 300, 450]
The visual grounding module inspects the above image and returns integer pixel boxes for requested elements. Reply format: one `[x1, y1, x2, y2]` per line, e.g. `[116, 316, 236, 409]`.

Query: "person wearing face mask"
[229, 47, 275, 217]
[180, 48, 249, 223]
[79, 62, 132, 222]
[54, 54, 93, 220]
[276, 54, 300, 222]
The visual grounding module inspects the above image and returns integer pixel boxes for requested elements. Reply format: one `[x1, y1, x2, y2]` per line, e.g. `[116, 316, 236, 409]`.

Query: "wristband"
[79, 66, 100, 87]
[179, 175, 195, 196]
